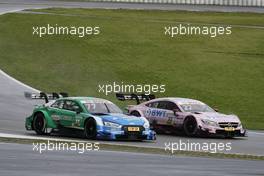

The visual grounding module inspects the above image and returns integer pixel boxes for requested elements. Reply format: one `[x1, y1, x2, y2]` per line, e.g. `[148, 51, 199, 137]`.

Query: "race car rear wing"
[24, 92, 68, 103]
[116, 93, 155, 105]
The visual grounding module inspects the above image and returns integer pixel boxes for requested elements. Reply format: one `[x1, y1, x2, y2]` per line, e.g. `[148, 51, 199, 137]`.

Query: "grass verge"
[0, 8, 263, 129]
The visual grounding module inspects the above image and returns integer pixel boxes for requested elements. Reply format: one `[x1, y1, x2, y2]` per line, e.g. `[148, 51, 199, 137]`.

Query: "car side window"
[156, 101, 180, 111]
[157, 101, 168, 110]
[51, 100, 63, 109]
[145, 102, 159, 108]
[63, 100, 82, 112]
[166, 102, 178, 111]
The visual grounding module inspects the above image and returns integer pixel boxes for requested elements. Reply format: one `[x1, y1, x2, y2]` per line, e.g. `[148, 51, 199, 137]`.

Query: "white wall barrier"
[97, 0, 264, 6]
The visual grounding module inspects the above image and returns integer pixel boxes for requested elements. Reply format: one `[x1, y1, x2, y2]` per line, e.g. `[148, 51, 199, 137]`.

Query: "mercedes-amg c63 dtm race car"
[116, 93, 246, 138]
[25, 92, 156, 141]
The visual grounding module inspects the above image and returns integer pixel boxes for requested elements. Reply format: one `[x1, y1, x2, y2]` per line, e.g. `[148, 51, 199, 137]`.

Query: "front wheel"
[183, 116, 198, 137]
[84, 118, 97, 139]
[33, 113, 46, 135]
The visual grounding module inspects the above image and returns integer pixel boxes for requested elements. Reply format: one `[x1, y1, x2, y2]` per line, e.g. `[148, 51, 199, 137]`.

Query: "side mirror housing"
[214, 108, 219, 112]
[173, 109, 180, 116]
[76, 109, 82, 114]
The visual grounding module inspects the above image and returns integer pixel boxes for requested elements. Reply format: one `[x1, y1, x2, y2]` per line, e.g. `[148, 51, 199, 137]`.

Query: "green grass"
[0, 8, 263, 129]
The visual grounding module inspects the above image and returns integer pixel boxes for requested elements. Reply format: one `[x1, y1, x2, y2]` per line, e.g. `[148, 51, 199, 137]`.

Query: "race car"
[116, 93, 246, 138]
[25, 92, 156, 141]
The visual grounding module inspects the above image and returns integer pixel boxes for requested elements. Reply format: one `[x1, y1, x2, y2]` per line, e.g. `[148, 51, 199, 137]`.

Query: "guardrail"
[98, 0, 264, 7]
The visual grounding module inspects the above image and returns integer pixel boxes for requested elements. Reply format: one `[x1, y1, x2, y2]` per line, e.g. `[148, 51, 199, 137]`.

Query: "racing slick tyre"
[150, 120, 163, 134]
[130, 111, 141, 117]
[150, 120, 157, 130]
[183, 116, 198, 137]
[84, 118, 97, 139]
[33, 113, 47, 135]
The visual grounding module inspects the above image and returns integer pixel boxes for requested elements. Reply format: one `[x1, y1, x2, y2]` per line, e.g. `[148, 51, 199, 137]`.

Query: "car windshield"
[83, 102, 123, 114]
[179, 103, 215, 113]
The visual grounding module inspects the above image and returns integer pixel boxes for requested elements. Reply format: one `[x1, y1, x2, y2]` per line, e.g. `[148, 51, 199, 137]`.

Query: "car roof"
[60, 97, 113, 104]
[147, 97, 205, 105]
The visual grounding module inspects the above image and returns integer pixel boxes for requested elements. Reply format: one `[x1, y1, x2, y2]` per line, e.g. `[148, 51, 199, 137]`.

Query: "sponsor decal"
[146, 109, 167, 118]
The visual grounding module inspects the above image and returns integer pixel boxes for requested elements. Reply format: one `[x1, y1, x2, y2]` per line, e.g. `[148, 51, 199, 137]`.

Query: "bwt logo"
[146, 109, 166, 118]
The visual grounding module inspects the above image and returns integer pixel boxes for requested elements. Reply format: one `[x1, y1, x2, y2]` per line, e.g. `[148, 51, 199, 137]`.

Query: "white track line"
[248, 131, 264, 135]
[1, 132, 263, 157]
[0, 5, 40, 93]
[0, 132, 88, 142]
[0, 69, 40, 92]
[0, 9, 24, 15]
[0, 132, 160, 149]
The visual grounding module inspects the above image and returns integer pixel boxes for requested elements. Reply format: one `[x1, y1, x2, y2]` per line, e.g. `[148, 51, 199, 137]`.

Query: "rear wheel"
[150, 120, 157, 130]
[84, 118, 97, 139]
[130, 111, 141, 117]
[33, 113, 46, 135]
[183, 116, 198, 136]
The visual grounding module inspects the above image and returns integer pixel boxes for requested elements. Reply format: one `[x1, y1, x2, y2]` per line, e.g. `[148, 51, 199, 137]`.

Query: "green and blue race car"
[25, 92, 156, 141]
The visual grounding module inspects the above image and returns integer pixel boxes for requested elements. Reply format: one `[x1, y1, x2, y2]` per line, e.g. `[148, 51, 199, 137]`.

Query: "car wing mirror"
[173, 109, 180, 116]
[76, 109, 81, 114]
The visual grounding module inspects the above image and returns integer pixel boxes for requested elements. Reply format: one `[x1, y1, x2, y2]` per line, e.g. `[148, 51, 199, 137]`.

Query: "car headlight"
[143, 122, 150, 129]
[104, 121, 121, 128]
[201, 119, 218, 127]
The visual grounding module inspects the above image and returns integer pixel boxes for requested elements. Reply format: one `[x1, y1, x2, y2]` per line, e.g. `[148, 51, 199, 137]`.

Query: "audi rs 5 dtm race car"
[25, 92, 156, 141]
[117, 93, 246, 138]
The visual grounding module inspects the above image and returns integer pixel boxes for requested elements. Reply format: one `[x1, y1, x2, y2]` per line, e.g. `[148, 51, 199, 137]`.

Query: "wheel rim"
[35, 115, 45, 132]
[186, 118, 197, 134]
[87, 124, 94, 135]
[85, 121, 96, 138]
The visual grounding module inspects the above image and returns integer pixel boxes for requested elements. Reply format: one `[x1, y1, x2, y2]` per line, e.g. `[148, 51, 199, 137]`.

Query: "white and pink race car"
[116, 94, 246, 138]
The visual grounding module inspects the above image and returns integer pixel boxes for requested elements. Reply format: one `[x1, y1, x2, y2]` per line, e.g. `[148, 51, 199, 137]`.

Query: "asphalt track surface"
[0, 0, 264, 157]
[1, 142, 264, 176]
